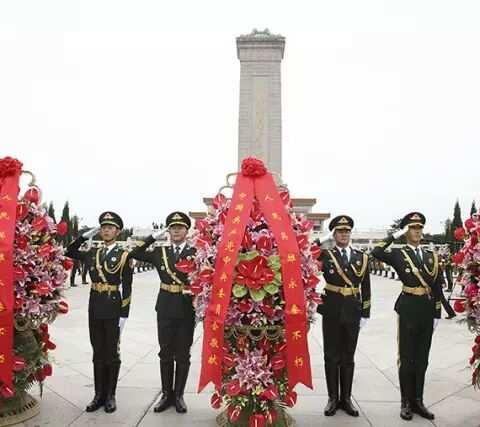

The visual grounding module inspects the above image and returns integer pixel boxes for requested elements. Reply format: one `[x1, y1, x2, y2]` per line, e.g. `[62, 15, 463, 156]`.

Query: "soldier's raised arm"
[65, 227, 99, 261]
[371, 225, 409, 265]
[128, 229, 167, 263]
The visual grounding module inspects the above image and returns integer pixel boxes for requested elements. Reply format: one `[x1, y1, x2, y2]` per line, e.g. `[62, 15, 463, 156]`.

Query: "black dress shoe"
[175, 395, 187, 413]
[339, 398, 359, 417]
[324, 397, 338, 416]
[445, 314, 456, 319]
[104, 395, 117, 413]
[400, 400, 412, 420]
[85, 395, 104, 412]
[412, 399, 434, 419]
[154, 392, 173, 413]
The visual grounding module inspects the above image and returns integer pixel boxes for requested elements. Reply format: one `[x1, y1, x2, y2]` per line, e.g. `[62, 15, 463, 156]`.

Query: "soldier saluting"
[128, 211, 195, 414]
[316, 215, 371, 417]
[66, 212, 133, 413]
[371, 212, 442, 421]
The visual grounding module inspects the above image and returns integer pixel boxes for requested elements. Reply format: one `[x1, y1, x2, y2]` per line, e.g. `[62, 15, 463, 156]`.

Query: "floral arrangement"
[0, 157, 70, 406]
[452, 214, 480, 387]
[177, 158, 322, 426]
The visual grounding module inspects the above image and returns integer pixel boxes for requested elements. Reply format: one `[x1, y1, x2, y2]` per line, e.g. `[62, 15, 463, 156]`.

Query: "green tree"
[47, 202, 56, 222]
[471, 200, 477, 217]
[71, 215, 79, 239]
[452, 200, 463, 228]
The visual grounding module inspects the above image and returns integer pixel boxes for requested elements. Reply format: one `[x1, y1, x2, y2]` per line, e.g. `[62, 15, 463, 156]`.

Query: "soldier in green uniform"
[128, 211, 195, 414]
[316, 215, 371, 417]
[371, 212, 441, 421]
[66, 212, 133, 413]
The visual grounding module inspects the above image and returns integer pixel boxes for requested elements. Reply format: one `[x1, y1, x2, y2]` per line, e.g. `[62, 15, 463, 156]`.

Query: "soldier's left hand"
[433, 318, 439, 331]
[360, 318, 368, 329]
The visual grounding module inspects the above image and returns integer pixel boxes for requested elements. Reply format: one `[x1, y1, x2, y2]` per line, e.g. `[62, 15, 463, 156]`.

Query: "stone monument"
[191, 29, 330, 234]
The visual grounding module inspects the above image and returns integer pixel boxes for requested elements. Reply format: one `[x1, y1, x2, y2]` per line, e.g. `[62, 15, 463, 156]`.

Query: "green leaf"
[232, 284, 248, 298]
[264, 282, 279, 295]
[238, 250, 259, 261]
[249, 288, 266, 302]
[268, 255, 281, 270]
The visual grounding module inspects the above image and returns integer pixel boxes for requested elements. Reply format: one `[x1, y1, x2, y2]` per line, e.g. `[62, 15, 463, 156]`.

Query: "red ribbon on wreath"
[0, 157, 23, 389]
[198, 157, 312, 392]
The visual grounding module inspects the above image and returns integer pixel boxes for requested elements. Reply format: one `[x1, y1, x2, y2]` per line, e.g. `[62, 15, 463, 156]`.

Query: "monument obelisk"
[237, 29, 284, 178]
[191, 29, 330, 233]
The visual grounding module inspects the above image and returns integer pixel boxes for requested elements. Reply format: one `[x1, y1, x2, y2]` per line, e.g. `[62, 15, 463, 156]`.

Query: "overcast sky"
[1, 0, 479, 233]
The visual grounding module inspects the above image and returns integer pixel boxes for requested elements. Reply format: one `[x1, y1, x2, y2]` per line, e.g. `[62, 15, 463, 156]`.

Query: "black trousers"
[398, 314, 433, 399]
[156, 313, 195, 364]
[322, 311, 360, 367]
[89, 317, 120, 365]
[439, 287, 455, 317]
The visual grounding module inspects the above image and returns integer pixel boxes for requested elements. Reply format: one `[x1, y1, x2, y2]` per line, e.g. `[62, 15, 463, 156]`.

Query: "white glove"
[360, 318, 368, 329]
[82, 227, 100, 239]
[119, 317, 127, 334]
[318, 230, 334, 245]
[152, 229, 167, 240]
[392, 226, 409, 239]
[433, 318, 439, 331]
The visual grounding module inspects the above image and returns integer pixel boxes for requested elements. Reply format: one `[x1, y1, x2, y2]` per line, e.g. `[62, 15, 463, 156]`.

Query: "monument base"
[0, 392, 40, 427]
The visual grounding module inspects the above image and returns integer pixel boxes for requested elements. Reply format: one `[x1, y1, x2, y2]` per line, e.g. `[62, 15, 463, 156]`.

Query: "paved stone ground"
[17, 271, 480, 427]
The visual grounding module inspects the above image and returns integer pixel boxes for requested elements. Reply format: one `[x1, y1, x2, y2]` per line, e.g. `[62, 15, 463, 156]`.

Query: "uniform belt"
[160, 283, 184, 293]
[402, 286, 430, 296]
[324, 283, 359, 296]
[92, 283, 118, 293]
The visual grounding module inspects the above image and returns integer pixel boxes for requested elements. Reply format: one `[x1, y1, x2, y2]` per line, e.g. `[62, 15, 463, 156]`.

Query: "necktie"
[174, 246, 181, 262]
[415, 248, 423, 264]
[341, 248, 349, 265]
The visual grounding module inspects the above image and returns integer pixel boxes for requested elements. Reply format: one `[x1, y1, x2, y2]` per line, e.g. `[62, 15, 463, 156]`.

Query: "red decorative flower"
[38, 243, 53, 259]
[249, 413, 266, 427]
[43, 363, 53, 376]
[266, 408, 278, 424]
[256, 235, 273, 252]
[16, 203, 29, 221]
[195, 219, 208, 232]
[260, 384, 278, 400]
[0, 156, 22, 178]
[236, 256, 274, 290]
[16, 235, 29, 250]
[210, 392, 222, 409]
[284, 390, 298, 407]
[241, 157, 267, 177]
[56, 220, 68, 236]
[226, 379, 241, 396]
[23, 187, 41, 205]
[212, 193, 227, 209]
[32, 216, 47, 232]
[0, 384, 15, 398]
[454, 227, 466, 241]
[12, 355, 26, 372]
[57, 300, 69, 314]
[465, 218, 476, 231]
[270, 353, 286, 371]
[175, 259, 195, 273]
[452, 252, 465, 265]
[63, 258, 74, 270]
[228, 405, 242, 422]
[454, 299, 466, 313]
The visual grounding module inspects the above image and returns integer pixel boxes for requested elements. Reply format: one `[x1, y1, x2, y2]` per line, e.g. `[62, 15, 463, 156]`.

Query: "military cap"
[329, 215, 354, 232]
[400, 212, 426, 229]
[98, 211, 123, 229]
[166, 211, 191, 229]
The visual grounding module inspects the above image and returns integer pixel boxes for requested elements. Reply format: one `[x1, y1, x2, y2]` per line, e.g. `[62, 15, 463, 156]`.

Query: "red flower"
[32, 216, 47, 231]
[223, 352, 236, 369]
[305, 274, 320, 288]
[454, 299, 466, 313]
[226, 379, 241, 396]
[35, 369, 46, 382]
[23, 187, 41, 204]
[249, 413, 266, 427]
[452, 252, 465, 265]
[228, 405, 242, 422]
[242, 230, 253, 249]
[300, 220, 314, 232]
[63, 258, 74, 270]
[14, 267, 27, 281]
[260, 304, 275, 318]
[36, 282, 51, 296]
[38, 243, 53, 259]
[260, 384, 278, 400]
[454, 227, 466, 241]
[241, 157, 267, 177]
[195, 219, 208, 232]
[16, 235, 29, 250]
[16, 203, 29, 221]
[0, 156, 22, 178]
[296, 234, 309, 250]
[43, 363, 53, 376]
[175, 259, 195, 273]
[284, 390, 298, 407]
[475, 336, 480, 344]
[12, 355, 26, 372]
[270, 354, 286, 371]
[256, 235, 273, 252]
[250, 202, 263, 221]
[465, 218, 476, 231]
[238, 299, 253, 313]
[57, 300, 69, 314]
[266, 408, 278, 424]
[0, 384, 15, 398]
[212, 193, 227, 209]
[236, 256, 274, 290]
[310, 244, 322, 259]
[56, 220, 68, 236]
[279, 190, 291, 206]
[210, 392, 222, 409]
